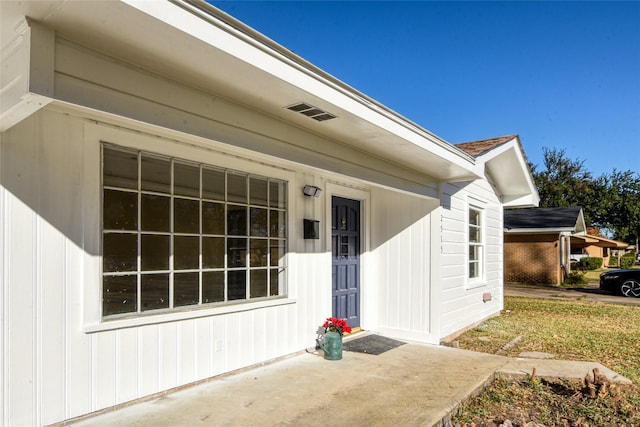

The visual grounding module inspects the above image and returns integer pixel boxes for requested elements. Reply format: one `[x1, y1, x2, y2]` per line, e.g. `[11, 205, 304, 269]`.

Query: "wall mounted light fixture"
[303, 185, 322, 197]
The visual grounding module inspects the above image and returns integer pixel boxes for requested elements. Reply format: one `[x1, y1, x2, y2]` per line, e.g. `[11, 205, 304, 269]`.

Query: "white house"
[0, 1, 539, 425]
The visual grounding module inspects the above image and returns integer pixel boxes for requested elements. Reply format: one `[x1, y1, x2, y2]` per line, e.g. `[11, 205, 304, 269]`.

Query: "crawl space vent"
[285, 103, 336, 122]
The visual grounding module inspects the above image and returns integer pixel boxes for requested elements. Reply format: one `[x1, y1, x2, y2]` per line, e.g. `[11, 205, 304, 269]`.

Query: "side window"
[468, 207, 483, 280]
[102, 145, 287, 318]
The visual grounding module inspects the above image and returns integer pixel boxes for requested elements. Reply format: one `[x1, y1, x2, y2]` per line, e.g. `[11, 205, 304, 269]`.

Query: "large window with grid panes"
[101, 145, 287, 318]
[468, 207, 483, 280]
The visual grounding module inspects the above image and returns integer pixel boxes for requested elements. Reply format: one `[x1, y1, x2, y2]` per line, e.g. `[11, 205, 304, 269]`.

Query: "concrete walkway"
[66, 337, 630, 427]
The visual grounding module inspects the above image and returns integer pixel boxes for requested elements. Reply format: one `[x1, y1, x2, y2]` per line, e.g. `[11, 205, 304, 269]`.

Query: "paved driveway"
[505, 283, 640, 306]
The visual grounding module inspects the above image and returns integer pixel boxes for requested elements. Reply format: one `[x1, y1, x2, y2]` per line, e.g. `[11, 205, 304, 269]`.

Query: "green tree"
[594, 170, 640, 244]
[531, 148, 596, 224]
[532, 147, 640, 247]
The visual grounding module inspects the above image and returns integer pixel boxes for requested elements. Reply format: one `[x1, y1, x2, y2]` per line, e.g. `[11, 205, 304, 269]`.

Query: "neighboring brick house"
[571, 234, 629, 267]
[504, 207, 586, 284]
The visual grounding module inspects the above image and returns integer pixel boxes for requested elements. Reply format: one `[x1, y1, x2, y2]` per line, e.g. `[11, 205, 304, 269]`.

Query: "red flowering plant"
[322, 317, 352, 335]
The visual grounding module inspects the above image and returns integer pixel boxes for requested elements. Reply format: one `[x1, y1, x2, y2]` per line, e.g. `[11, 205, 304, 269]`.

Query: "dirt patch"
[451, 370, 640, 427]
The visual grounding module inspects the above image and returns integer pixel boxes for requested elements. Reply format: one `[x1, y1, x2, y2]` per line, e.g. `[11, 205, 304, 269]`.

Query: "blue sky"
[209, 1, 640, 177]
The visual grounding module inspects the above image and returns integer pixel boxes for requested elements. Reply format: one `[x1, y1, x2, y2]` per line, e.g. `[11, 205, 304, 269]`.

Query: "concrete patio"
[63, 335, 630, 427]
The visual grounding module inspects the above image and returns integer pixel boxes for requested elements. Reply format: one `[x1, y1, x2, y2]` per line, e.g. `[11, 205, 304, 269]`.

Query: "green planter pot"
[321, 331, 343, 360]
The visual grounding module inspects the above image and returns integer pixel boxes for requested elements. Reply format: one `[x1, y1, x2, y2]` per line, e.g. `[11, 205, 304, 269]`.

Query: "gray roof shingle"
[504, 206, 582, 231]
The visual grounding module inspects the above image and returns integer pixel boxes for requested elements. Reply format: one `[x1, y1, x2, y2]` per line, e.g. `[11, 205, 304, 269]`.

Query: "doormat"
[343, 334, 406, 355]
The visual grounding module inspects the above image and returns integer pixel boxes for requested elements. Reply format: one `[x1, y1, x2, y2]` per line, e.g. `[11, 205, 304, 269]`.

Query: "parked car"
[600, 269, 640, 298]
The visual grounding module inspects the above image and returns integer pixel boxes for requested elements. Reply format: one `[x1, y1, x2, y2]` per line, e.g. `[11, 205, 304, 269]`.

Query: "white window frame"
[101, 143, 289, 320]
[468, 204, 485, 286]
[81, 123, 298, 333]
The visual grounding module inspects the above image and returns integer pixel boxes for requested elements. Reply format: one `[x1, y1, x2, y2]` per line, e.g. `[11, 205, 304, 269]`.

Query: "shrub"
[621, 253, 636, 269]
[564, 271, 588, 285]
[578, 257, 603, 271]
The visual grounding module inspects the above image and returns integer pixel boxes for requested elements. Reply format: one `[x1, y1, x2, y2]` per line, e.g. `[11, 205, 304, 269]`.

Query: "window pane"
[104, 148, 137, 189]
[269, 181, 285, 208]
[141, 234, 170, 271]
[469, 226, 480, 243]
[104, 189, 138, 230]
[202, 271, 225, 303]
[141, 194, 170, 232]
[202, 202, 224, 235]
[227, 172, 247, 203]
[250, 269, 267, 298]
[250, 177, 268, 206]
[141, 155, 171, 193]
[469, 245, 480, 261]
[174, 272, 199, 307]
[202, 237, 224, 268]
[270, 240, 285, 267]
[341, 236, 350, 257]
[227, 205, 247, 236]
[469, 262, 478, 278]
[174, 236, 199, 270]
[228, 270, 246, 300]
[250, 207, 268, 237]
[270, 268, 281, 296]
[250, 239, 268, 267]
[141, 274, 169, 311]
[174, 162, 199, 197]
[270, 210, 286, 238]
[228, 238, 247, 268]
[103, 275, 137, 315]
[174, 198, 199, 234]
[469, 209, 480, 226]
[103, 233, 137, 272]
[202, 168, 225, 201]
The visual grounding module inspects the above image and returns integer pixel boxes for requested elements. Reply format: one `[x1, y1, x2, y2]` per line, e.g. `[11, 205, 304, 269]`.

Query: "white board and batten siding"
[369, 188, 442, 343]
[0, 106, 471, 425]
[0, 109, 337, 425]
[439, 180, 504, 340]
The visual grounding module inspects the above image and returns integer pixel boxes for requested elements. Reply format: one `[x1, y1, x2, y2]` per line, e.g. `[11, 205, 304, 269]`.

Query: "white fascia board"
[575, 209, 587, 234]
[122, 0, 478, 177]
[0, 92, 52, 132]
[0, 17, 54, 131]
[504, 228, 577, 234]
[502, 193, 540, 208]
[476, 136, 539, 205]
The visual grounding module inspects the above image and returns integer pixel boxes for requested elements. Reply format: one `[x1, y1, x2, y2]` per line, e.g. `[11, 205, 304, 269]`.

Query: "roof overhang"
[571, 235, 599, 244]
[571, 234, 629, 249]
[505, 227, 579, 234]
[1, 0, 481, 184]
[505, 208, 586, 235]
[473, 136, 540, 208]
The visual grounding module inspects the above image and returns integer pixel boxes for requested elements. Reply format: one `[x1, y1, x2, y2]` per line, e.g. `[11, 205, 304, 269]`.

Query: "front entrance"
[331, 196, 361, 328]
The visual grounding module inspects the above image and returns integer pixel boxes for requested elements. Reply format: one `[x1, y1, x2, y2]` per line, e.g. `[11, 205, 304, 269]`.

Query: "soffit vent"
[285, 103, 337, 122]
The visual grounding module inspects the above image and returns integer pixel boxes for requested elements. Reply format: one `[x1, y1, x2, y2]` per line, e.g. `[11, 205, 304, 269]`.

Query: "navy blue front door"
[331, 196, 360, 328]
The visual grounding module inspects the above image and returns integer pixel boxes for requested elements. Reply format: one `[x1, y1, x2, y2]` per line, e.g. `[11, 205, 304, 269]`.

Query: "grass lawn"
[452, 296, 640, 426]
[582, 268, 605, 283]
